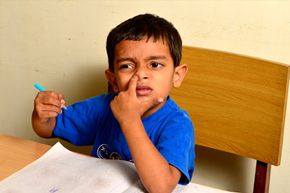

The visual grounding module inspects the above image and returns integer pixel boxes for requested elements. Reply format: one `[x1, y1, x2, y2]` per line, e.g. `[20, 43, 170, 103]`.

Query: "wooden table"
[0, 134, 51, 180]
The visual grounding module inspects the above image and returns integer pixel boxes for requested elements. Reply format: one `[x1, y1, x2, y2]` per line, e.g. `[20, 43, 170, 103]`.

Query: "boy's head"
[106, 13, 182, 72]
[105, 13, 188, 116]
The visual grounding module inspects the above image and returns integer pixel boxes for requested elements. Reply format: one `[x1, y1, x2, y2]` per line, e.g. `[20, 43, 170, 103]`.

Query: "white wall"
[0, 1, 289, 192]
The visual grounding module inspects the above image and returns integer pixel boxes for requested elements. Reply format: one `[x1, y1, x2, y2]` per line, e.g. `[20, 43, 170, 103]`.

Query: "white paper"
[123, 181, 239, 193]
[0, 142, 237, 193]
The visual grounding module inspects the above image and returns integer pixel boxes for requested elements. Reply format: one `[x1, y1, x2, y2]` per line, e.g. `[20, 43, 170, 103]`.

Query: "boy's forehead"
[113, 38, 174, 67]
[114, 40, 171, 62]
[115, 38, 169, 53]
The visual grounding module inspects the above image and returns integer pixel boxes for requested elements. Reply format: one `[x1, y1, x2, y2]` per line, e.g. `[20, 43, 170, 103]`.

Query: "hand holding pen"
[32, 83, 66, 137]
[33, 84, 67, 120]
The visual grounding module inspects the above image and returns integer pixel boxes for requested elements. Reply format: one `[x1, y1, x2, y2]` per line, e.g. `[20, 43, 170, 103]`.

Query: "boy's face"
[106, 38, 187, 115]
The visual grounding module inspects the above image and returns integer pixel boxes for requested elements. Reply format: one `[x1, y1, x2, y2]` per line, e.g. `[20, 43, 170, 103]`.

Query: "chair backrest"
[171, 46, 289, 192]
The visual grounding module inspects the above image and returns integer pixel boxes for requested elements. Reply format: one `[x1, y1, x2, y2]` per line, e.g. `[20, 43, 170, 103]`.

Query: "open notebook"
[0, 142, 237, 193]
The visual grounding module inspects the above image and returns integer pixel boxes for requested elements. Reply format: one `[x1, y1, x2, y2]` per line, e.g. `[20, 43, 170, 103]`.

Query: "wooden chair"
[171, 46, 289, 193]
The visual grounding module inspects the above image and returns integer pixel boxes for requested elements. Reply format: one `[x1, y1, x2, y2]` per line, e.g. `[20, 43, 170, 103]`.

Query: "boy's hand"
[110, 75, 163, 125]
[32, 91, 65, 138]
[33, 91, 65, 121]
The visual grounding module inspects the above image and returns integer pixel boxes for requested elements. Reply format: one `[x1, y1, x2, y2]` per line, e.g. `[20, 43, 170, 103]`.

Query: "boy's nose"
[135, 67, 148, 80]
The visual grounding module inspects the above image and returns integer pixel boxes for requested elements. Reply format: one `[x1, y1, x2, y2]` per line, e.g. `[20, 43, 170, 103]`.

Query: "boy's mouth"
[136, 86, 152, 96]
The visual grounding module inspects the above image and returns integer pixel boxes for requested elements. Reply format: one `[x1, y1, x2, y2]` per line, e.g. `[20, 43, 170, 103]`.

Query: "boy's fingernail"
[157, 98, 163, 103]
[61, 104, 67, 110]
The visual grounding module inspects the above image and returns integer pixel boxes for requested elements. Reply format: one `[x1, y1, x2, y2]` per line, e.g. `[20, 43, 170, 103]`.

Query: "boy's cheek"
[119, 80, 131, 91]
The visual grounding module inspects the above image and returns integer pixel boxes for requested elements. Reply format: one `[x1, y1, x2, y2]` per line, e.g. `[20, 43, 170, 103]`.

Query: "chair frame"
[171, 46, 289, 193]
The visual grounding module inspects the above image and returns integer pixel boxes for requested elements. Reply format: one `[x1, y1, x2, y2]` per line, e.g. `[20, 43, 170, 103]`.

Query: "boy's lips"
[136, 86, 153, 96]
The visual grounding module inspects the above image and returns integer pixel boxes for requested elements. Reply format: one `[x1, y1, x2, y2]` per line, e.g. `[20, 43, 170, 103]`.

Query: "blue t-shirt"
[54, 93, 195, 184]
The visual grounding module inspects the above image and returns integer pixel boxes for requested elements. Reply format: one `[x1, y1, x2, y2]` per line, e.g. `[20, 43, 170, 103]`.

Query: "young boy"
[32, 13, 194, 193]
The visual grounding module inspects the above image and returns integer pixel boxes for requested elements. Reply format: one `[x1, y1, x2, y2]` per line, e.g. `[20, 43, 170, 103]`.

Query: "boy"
[32, 13, 194, 193]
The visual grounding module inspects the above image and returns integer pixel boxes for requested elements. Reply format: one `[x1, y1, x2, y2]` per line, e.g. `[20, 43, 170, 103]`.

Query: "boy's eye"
[150, 62, 163, 69]
[119, 64, 134, 70]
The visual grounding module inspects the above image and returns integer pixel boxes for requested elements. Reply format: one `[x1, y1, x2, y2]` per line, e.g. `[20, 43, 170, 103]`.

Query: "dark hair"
[106, 13, 182, 71]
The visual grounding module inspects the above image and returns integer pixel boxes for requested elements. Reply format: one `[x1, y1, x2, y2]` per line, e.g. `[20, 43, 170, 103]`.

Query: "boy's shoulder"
[69, 93, 116, 113]
[148, 96, 192, 126]
[82, 93, 116, 104]
[167, 97, 191, 117]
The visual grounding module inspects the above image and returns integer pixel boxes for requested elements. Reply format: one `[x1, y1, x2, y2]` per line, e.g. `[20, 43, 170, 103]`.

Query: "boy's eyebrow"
[145, 55, 168, 61]
[116, 55, 168, 63]
[115, 57, 136, 64]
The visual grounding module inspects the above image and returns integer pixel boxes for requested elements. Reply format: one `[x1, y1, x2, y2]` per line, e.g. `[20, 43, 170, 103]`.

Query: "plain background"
[0, 1, 289, 192]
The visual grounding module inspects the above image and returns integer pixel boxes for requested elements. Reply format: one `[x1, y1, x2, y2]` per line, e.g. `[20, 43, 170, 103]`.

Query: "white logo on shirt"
[96, 144, 122, 160]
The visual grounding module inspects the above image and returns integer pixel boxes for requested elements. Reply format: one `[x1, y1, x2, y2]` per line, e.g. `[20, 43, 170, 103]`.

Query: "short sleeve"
[53, 94, 113, 145]
[156, 112, 195, 185]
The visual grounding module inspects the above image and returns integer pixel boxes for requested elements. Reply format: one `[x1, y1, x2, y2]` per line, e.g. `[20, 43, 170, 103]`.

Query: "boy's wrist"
[119, 116, 142, 133]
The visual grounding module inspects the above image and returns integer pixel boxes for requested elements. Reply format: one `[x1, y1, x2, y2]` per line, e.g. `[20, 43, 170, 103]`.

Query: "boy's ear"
[105, 69, 118, 92]
[173, 64, 188, 88]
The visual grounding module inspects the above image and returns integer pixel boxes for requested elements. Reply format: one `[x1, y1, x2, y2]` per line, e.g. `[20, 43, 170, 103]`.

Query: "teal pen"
[34, 83, 46, 92]
[34, 83, 67, 110]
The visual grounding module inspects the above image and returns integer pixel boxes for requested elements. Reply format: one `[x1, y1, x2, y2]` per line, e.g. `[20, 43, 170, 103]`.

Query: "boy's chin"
[137, 95, 162, 105]
[137, 95, 151, 102]
[137, 96, 165, 107]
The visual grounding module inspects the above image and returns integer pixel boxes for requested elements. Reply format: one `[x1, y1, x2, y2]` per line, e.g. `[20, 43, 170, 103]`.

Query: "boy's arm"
[32, 91, 65, 138]
[110, 76, 181, 193]
[121, 119, 181, 193]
